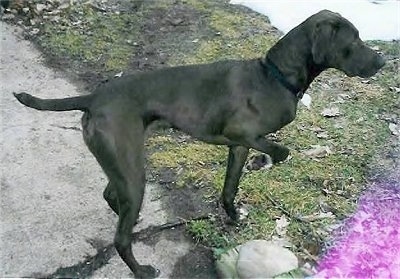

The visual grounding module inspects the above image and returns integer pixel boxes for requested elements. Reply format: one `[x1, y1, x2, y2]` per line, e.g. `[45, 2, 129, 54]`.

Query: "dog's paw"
[271, 146, 290, 163]
[227, 209, 238, 223]
[220, 201, 239, 223]
[136, 265, 160, 279]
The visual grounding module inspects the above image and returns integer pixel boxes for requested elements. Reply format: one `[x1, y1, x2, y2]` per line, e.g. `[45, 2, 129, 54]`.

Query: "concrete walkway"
[0, 21, 200, 278]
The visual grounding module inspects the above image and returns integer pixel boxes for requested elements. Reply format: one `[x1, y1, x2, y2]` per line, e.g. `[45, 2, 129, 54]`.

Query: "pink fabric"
[315, 172, 400, 279]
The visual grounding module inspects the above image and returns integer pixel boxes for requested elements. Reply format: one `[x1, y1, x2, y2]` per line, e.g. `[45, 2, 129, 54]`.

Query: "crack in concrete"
[30, 243, 116, 278]
[50, 124, 82, 131]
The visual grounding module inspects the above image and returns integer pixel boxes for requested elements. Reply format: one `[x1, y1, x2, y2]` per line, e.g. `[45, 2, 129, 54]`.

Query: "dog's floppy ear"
[312, 21, 337, 64]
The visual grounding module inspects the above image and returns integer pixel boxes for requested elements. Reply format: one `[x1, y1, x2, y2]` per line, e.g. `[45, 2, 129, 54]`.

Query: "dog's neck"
[265, 31, 326, 97]
[263, 53, 325, 98]
[260, 57, 304, 99]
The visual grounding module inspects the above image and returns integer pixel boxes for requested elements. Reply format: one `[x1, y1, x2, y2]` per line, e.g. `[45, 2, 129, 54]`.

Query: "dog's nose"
[375, 55, 386, 69]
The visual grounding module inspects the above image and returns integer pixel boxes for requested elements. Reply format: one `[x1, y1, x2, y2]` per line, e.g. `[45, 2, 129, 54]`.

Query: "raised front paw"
[271, 145, 290, 163]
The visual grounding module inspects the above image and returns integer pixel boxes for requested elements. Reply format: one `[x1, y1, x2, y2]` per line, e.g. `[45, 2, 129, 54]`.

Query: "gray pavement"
[0, 22, 193, 278]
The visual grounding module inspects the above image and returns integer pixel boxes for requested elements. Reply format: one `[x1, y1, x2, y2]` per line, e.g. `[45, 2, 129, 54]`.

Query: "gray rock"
[36, 3, 47, 13]
[216, 247, 240, 279]
[236, 240, 298, 278]
[1, 13, 15, 20]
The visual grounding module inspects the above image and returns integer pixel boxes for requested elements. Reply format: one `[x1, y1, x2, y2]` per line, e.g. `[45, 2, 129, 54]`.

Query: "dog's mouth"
[360, 55, 386, 77]
[357, 70, 376, 78]
[358, 65, 383, 78]
[345, 58, 385, 78]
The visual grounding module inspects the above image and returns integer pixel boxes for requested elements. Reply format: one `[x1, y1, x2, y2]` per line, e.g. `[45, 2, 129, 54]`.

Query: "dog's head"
[311, 10, 385, 78]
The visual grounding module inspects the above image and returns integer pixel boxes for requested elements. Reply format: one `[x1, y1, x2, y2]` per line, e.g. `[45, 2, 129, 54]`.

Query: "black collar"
[260, 57, 304, 99]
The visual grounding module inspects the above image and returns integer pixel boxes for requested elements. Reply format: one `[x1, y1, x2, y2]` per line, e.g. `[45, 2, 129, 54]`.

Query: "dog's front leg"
[245, 136, 289, 163]
[221, 145, 249, 221]
[223, 124, 289, 164]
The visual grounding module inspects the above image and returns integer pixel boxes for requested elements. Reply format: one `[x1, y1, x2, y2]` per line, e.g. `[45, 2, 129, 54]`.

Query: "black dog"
[14, 10, 385, 278]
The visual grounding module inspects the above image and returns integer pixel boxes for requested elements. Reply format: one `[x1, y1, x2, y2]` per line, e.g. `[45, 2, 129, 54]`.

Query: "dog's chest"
[253, 101, 296, 134]
[250, 97, 297, 134]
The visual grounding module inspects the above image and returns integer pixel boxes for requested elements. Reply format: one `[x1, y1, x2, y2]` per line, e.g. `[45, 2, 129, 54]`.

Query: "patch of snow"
[231, 0, 400, 40]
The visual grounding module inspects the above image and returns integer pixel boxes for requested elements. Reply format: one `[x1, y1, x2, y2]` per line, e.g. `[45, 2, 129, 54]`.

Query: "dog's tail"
[13, 92, 93, 112]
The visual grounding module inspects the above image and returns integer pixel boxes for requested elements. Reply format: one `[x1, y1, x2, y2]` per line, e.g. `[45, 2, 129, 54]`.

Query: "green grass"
[41, 4, 141, 71]
[170, 3, 276, 65]
[187, 218, 230, 247]
[177, 34, 277, 65]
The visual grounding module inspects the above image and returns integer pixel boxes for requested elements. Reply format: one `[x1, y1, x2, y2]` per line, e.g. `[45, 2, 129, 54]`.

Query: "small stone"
[59, 3, 70, 10]
[238, 205, 249, 221]
[389, 86, 400, 93]
[114, 71, 123, 78]
[30, 28, 40, 35]
[51, 15, 61, 22]
[36, 3, 47, 13]
[275, 215, 289, 236]
[300, 93, 312, 109]
[303, 145, 332, 158]
[168, 18, 183, 26]
[389, 123, 400, 136]
[47, 9, 61, 15]
[316, 131, 329, 139]
[321, 107, 340, 117]
[356, 117, 365, 123]
[1, 13, 15, 20]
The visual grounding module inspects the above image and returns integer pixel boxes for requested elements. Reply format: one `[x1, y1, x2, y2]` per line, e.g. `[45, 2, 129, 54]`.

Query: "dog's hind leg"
[221, 145, 249, 221]
[103, 182, 119, 215]
[82, 112, 159, 278]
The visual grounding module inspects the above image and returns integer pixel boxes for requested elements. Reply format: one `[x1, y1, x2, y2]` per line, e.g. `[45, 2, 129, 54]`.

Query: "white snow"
[230, 0, 400, 41]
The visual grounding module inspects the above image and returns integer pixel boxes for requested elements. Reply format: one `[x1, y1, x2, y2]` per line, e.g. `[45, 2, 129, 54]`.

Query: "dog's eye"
[342, 48, 351, 58]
